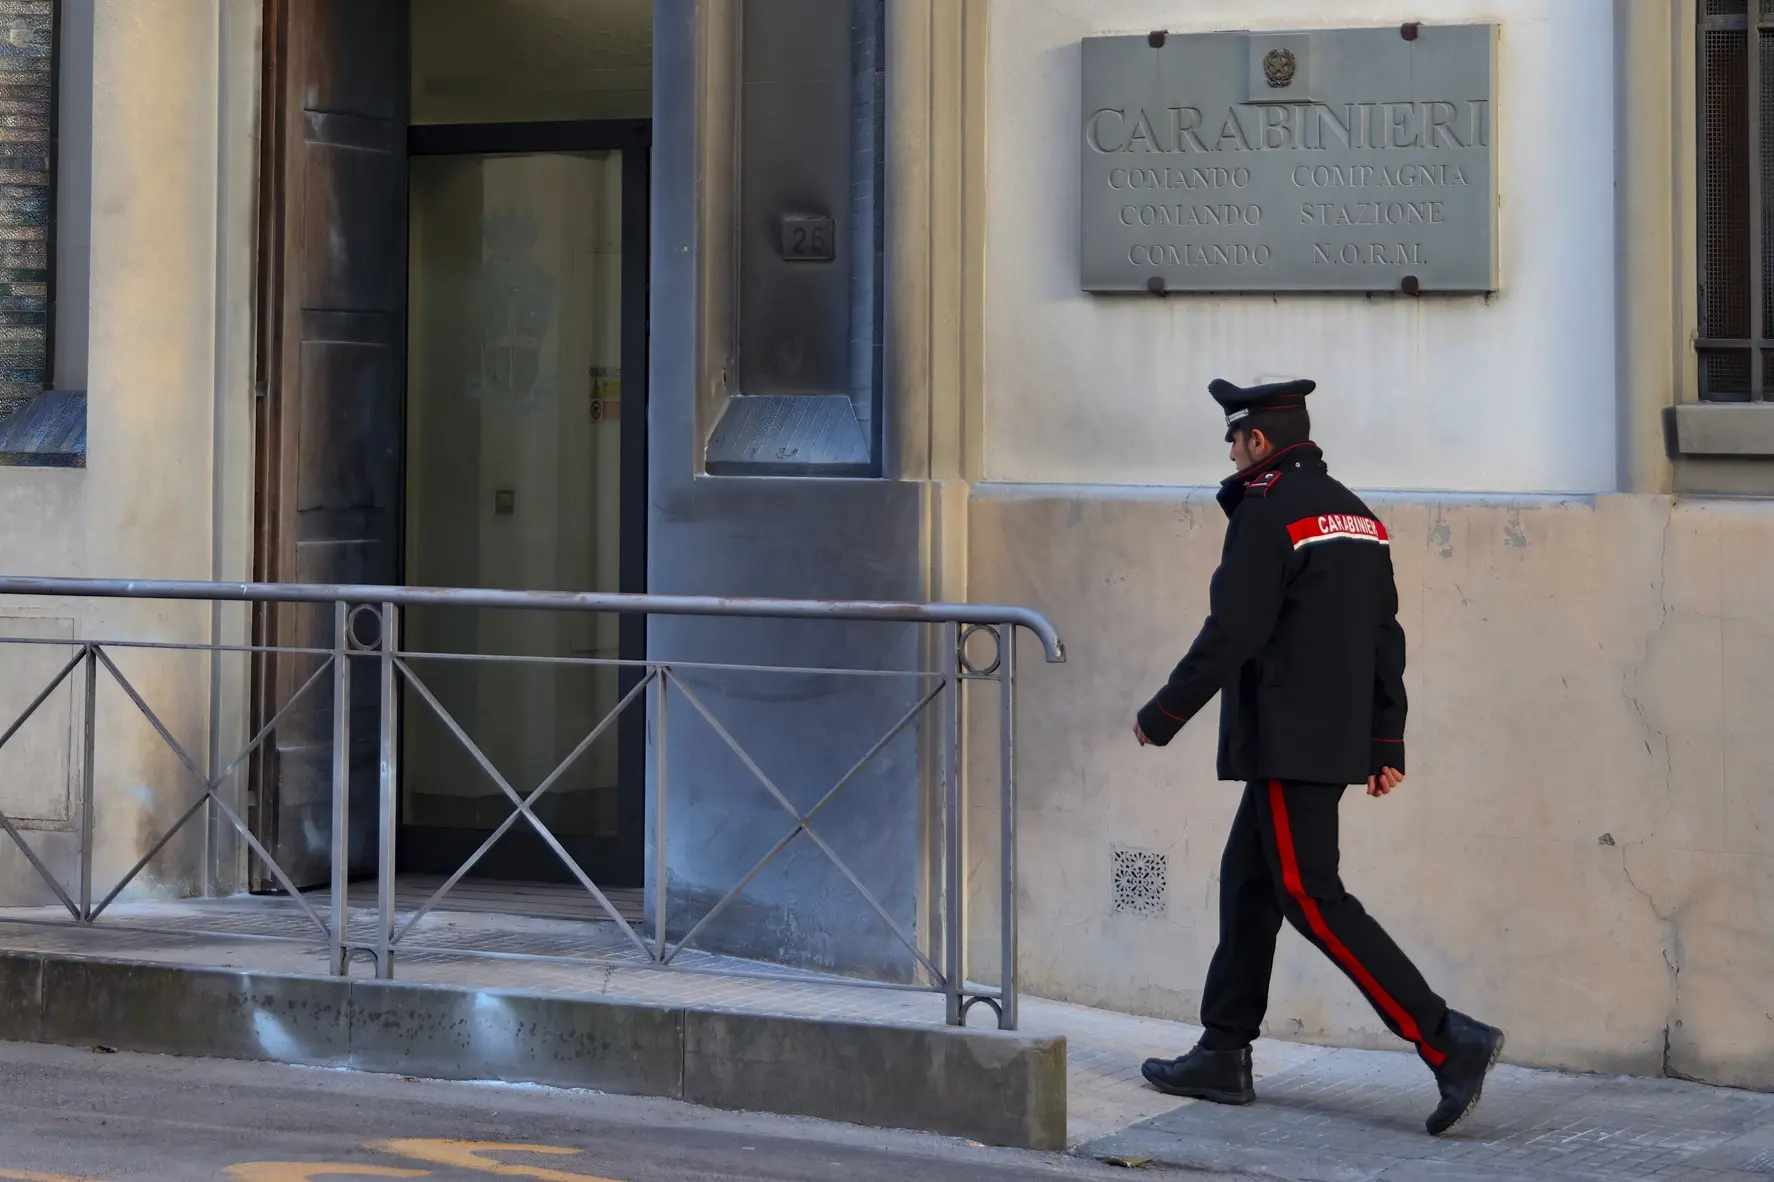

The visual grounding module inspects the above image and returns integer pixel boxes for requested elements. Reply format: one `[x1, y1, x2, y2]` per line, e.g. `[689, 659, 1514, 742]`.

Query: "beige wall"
[967, 489, 1774, 1086]
[944, 0, 1774, 1086]
[0, 0, 260, 906]
[981, 0, 1618, 493]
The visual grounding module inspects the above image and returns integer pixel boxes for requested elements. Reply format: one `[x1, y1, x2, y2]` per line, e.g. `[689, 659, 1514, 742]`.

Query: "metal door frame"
[398, 119, 651, 887]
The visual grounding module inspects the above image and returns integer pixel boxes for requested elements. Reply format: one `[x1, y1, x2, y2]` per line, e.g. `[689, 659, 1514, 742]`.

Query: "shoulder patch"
[1247, 470, 1282, 498]
[1287, 513, 1390, 550]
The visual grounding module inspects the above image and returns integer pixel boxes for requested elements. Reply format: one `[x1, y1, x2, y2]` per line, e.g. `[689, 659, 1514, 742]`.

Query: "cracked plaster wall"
[966, 489, 1774, 1087]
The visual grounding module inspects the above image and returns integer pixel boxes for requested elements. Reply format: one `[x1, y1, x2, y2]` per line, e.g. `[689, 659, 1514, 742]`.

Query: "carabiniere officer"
[1133, 378, 1504, 1137]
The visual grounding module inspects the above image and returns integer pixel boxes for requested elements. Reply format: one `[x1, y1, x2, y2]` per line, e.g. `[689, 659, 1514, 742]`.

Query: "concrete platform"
[0, 948, 1066, 1150]
[0, 890, 1209, 1145]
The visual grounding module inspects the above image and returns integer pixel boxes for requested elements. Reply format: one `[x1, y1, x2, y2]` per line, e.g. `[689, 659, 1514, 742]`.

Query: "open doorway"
[251, 0, 652, 893]
[399, 120, 649, 886]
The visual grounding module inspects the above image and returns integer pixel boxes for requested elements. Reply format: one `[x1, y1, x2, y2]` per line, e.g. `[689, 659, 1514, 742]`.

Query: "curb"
[0, 951, 1067, 1150]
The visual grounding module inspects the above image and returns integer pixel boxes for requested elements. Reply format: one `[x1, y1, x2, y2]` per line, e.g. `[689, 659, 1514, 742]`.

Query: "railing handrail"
[0, 576, 1066, 662]
[0, 577, 1049, 1028]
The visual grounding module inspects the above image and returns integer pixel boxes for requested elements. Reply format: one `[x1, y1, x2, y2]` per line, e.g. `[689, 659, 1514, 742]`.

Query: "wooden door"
[251, 0, 407, 890]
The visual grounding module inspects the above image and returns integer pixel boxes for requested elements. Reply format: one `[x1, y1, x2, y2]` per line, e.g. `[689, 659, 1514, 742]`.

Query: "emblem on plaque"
[466, 208, 559, 417]
[1263, 47, 1297, 88]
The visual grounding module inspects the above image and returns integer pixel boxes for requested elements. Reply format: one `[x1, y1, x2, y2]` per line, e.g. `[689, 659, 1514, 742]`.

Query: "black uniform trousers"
[1199, 779, 1453, 1067]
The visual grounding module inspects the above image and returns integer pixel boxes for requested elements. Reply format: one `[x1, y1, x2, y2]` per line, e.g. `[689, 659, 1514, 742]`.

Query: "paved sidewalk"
[1084, 1046, 1774, 1181]
[0, 896, 1768, 1178]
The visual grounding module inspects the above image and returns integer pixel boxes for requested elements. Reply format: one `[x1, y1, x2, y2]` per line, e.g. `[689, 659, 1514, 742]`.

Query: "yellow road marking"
[224, 1167, 429, 1181]
[369, 1140, 622, 1181]
[0, 1171, 103, 1182]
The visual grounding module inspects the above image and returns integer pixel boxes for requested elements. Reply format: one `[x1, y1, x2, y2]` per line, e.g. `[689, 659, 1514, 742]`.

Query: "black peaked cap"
[1209, 378, 1316, 441]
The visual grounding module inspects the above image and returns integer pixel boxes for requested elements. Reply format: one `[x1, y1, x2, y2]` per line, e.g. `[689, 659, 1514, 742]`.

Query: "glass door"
[400, 124, 648, 886]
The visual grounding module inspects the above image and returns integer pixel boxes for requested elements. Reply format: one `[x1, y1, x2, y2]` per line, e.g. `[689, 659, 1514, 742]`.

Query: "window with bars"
[0, 1, 55, 421]
[1699, 1, 1774, 401]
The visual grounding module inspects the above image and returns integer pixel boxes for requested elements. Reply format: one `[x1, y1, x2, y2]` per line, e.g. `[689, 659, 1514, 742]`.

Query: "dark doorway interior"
[397, 119, 650, 888]
[250, 0, 650, 893]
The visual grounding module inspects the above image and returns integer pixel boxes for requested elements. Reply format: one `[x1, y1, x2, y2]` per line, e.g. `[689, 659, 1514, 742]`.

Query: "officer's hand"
[1367, 767, 1404, 797]
[1133, 722, 1151, 747]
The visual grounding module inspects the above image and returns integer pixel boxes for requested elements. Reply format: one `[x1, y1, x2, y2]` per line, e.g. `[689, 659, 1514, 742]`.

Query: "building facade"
[0, 0, 1768, 1088]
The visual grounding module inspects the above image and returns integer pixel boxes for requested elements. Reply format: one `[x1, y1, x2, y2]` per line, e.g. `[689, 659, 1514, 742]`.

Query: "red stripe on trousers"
[1266, 779, 1446, 1068]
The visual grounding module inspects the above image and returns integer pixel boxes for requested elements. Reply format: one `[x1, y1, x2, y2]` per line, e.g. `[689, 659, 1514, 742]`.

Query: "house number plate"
[780, 214, 836, 262]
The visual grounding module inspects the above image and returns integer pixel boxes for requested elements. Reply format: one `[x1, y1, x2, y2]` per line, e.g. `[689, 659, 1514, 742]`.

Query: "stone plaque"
[1080, 25, 1497, 293]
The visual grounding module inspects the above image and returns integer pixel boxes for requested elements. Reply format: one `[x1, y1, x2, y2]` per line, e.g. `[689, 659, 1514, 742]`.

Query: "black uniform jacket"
[1136, 442, 1407, 785]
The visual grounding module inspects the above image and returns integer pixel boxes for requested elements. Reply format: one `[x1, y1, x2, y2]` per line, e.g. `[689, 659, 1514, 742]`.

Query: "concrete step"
[0, 950, 1066, 1151]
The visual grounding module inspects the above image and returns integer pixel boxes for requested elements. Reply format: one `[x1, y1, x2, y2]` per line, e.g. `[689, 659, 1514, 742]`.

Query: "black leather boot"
[1140, 1043, 1256, 1105]
[1425, 1011, 1506, 1136]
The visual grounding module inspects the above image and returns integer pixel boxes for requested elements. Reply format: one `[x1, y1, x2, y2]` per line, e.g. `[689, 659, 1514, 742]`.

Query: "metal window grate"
[1112, 847, 1168, 916]
[1695, 8, 1774, 400]
[1703, 31, 1748, 338]
[1761, 30, 1774, 343]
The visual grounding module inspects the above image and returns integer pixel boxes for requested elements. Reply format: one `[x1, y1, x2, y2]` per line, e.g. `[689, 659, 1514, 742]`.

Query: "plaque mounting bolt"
[1146, 277, 1167, 297]
[1148, 29, 1167, 48]
[1401, 22, 1421, 41]
[1400, 276, 1422, 297]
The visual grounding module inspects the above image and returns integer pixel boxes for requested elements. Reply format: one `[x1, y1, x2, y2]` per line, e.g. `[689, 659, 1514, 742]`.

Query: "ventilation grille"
[1112, 847, 1168, 917]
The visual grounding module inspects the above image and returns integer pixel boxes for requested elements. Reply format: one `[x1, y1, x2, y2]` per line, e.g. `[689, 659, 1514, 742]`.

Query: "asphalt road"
[0, 1040, 1251, 1181]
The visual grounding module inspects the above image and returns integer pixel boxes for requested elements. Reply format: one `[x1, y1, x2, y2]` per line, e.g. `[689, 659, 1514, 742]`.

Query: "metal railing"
[0, 577, 1062, 1030]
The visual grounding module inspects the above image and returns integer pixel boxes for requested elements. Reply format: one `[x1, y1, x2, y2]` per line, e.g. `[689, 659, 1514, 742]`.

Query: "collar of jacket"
[1215, 442, 1324, 517]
